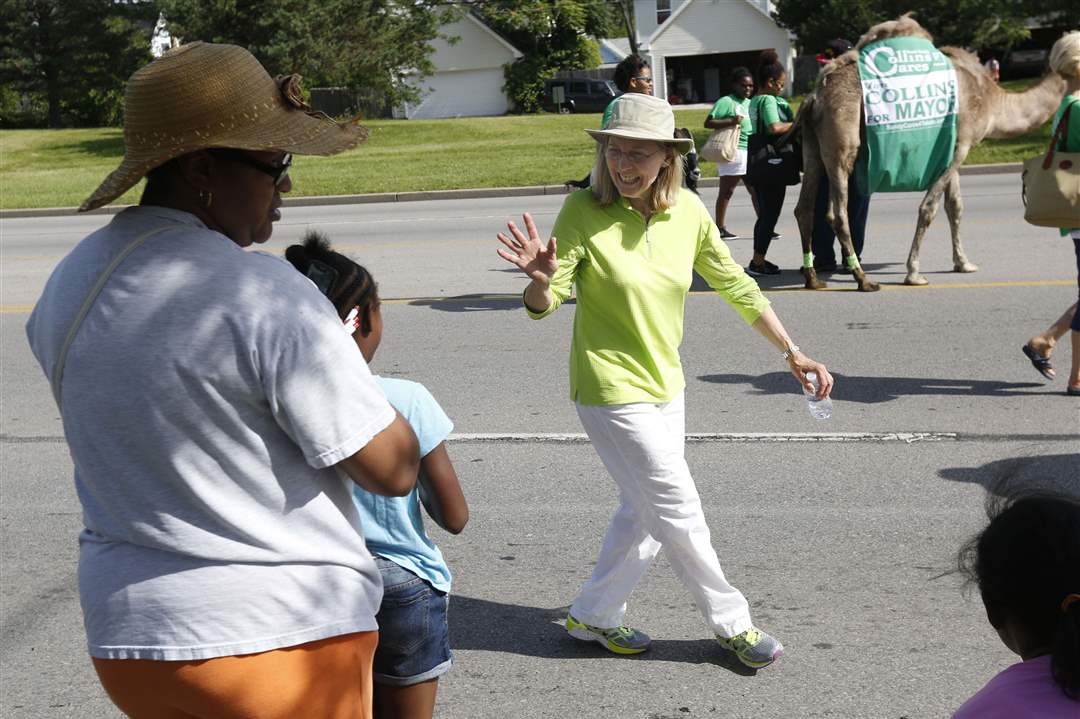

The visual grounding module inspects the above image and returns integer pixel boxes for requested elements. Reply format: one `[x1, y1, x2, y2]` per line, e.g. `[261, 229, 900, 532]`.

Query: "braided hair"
[958, 492, 1080, 698]
[284, 230, 379, 335]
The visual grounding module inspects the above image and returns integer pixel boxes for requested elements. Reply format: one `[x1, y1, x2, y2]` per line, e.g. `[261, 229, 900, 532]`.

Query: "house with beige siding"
[403, 12, 523, 119]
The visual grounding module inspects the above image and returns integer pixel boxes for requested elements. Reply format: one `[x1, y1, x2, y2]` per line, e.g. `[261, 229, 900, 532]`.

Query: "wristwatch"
[781, 344, 800, 360]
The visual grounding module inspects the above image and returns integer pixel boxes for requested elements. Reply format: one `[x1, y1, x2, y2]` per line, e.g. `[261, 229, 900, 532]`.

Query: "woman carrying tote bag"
[1021, 31, 1080, 396]
[704, 67, 758, 240]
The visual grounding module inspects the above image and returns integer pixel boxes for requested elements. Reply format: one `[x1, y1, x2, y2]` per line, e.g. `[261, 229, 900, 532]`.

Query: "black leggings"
[1072, 235, 1080, 332]
[753, 183, 787, 256]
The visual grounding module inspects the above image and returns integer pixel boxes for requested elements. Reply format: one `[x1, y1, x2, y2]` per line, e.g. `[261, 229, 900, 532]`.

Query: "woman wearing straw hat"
[26, 43, 419, 718]
[497, 93, 833, 669]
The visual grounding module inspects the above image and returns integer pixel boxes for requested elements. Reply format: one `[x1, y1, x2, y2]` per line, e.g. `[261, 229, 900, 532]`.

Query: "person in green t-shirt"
[746, 50, 794, 277]
[565, 56, 653, 190]
[1022, 31, 1080, 396]
[497, 92, 834, 670]
[705, 67, 756, 240]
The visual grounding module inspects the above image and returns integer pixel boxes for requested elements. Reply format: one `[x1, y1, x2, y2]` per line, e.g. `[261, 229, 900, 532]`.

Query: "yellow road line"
[2, 279, 1073, 313]
[725, 278, 1076, 293]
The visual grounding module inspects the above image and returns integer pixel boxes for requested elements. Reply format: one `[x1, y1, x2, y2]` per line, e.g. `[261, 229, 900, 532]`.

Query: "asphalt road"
[2, 173, 1078, 718]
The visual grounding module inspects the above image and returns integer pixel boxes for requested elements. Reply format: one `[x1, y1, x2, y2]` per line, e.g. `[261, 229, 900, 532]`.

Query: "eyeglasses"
[212, 149, 292, 186]
[605, 146, 662, 165]
[632, 75, 653, 84]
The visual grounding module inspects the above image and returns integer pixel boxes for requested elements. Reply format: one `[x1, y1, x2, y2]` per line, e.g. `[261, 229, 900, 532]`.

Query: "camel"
[792, 15, 1066, 291]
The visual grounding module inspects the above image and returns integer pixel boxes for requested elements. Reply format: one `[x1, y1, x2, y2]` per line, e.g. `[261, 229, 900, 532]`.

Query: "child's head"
[284, 230, 382, 362]
[958, 492, 1080, 698]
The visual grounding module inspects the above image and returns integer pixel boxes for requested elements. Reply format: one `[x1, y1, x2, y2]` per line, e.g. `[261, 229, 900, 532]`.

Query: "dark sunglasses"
[212, 149, 292, 186]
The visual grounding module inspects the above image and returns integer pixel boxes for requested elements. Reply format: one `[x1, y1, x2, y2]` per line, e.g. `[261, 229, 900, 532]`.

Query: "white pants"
[570, 392, 752, 637]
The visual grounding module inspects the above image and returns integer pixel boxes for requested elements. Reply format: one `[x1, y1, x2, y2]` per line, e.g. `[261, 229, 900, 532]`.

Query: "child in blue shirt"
[285, 231, 469, 719]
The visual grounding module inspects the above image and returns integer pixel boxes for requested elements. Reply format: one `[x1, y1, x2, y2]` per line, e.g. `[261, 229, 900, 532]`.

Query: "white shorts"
[716, 148, 748, 177]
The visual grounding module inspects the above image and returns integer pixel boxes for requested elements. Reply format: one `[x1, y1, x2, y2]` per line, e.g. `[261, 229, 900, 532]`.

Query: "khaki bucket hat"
[585, 94, 693, 154]
[80, 42, 368, 212]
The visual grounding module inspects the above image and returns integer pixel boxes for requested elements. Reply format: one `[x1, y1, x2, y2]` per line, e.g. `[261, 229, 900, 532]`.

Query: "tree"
[158, 0, 459, 109]
[469, 0, 618, 113]
[773, 0, 1032, 55]
[0, 0, 156, 127]
[612, 0, 638, 56]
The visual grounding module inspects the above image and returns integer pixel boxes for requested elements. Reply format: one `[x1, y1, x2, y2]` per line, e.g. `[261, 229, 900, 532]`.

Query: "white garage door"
[406, 68, 509, 119]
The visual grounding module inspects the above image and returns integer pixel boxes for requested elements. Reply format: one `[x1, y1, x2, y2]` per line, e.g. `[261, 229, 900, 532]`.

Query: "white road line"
[449, 432, 958, 444]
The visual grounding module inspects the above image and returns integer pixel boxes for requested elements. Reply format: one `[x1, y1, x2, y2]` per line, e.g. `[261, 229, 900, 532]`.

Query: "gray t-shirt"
[26, 206, 396, 660]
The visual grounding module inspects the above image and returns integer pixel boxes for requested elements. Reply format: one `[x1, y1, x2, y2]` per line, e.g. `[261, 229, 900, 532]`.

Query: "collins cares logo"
[863, 44, 943, 78]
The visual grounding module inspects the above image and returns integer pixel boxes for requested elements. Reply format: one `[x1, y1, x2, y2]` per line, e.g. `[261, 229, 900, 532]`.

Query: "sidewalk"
[0, 163, 1022, 219]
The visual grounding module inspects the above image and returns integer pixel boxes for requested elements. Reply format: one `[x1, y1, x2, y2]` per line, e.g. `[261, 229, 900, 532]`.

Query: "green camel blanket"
[856, 36, 958, 194]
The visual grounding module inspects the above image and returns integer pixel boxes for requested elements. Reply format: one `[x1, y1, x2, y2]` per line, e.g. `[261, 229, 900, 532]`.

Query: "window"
[656, 0, 671, 25]
[570, 81, 587, 94]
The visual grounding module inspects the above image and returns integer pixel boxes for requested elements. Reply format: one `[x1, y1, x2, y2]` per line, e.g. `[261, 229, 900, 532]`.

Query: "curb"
[0, 162, 1022, 219]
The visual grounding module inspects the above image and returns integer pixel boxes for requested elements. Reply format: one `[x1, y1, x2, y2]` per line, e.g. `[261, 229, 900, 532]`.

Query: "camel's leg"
[794, 117, 826, 289]
[905, 138, 975, 285]
[943, 162, 977, 273]
[903, 170, 952, 286]
[826, 163, 879, 292]
[811, 90, 873, 289]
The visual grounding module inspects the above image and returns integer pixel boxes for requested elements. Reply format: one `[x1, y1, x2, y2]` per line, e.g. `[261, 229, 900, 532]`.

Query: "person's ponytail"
[755, 49, 784, 87]
[285, 231, 379, 333]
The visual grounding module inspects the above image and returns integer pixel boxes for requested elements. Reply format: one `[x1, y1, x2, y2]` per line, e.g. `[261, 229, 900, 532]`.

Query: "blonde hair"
[591, 137, 684, 213]
[1049, 31, 1080, 80]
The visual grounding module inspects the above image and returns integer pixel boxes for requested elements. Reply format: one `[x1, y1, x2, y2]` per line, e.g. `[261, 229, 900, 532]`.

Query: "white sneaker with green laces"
[716, 626, 784, 668]
[566, 614, 651, 655]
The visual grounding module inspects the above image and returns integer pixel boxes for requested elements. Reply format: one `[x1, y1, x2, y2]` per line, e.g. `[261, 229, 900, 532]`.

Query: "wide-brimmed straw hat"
[585, 94, 693, 155]
[80, 42, 368, 212]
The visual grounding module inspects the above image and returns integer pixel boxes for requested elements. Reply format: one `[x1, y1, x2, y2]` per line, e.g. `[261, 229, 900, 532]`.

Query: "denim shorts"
[372, 556, 452, 686]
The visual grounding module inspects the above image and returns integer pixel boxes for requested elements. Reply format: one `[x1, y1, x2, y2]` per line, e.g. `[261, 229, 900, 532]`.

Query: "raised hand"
[496, 212, 558, 286]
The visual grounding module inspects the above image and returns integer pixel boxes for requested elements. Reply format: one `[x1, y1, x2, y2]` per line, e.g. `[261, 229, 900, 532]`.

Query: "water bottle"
[803, 371, 833, 420]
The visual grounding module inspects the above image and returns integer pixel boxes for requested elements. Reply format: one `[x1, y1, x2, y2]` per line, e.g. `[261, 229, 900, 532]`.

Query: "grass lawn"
[0, 78, 1053, 210]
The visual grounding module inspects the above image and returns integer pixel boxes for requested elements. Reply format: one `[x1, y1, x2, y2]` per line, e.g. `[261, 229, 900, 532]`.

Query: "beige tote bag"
[1022, 101, 1080, 228]
[701, 125, 740, 163]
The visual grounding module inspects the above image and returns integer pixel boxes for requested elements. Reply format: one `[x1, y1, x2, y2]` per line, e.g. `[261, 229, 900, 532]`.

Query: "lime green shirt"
[527, 188, 771, 405]
[709, 94, 752, 150]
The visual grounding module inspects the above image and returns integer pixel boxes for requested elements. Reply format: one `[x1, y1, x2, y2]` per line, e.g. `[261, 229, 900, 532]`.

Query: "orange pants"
[92, 631, 377, 719]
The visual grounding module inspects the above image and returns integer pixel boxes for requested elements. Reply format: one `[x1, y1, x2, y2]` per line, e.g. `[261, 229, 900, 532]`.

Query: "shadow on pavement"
[449, 595, 757, 675]
[698, 371, 1046, 402]
[407, 294, 577, 313]
[690, 263, 901, 293]
[938, 454, 1080, 498]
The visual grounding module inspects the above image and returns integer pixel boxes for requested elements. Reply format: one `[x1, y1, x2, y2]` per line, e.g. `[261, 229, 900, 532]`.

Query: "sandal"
[1022, 344, 1055, 381]
[1067, 386, 1080, 396]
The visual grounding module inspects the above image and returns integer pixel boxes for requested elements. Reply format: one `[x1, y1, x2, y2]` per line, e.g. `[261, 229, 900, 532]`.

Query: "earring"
[199, 189, 213, 208]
